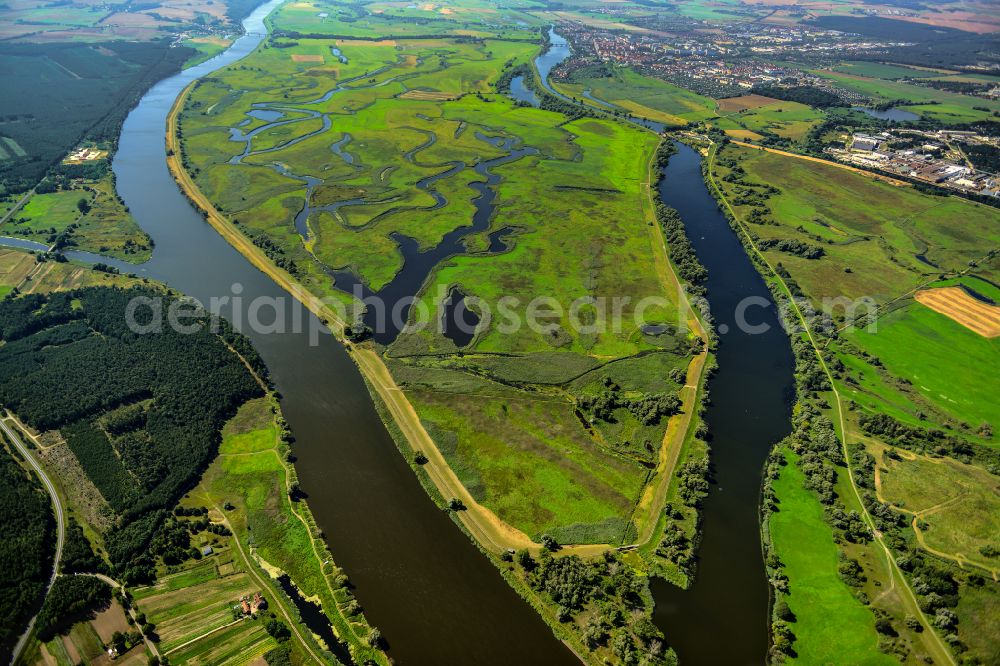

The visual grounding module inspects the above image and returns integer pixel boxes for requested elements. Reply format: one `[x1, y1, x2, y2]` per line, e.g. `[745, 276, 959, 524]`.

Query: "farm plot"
[914, 286, 1000, 338]
[134, 568, 259, 653]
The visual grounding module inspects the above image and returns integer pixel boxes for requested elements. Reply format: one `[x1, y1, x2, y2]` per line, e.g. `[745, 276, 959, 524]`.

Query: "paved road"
[0, 189, 34, 227]
[2, 417, 65, 666]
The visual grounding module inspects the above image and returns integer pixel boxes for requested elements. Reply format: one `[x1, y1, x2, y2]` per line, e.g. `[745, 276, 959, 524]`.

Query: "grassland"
[712, 143, 1000, 441]
[713, 144, 1000, 306]
[829, 61, 943, 80]
[845, 287, 1000, 441]
[712, 98, 826, 143]
[877, 446, 1000, 574]
[270, 0, 540, 39]
[559, 67, 718, 126]
[769, 447, 894, 665]
[708, 137, 998, 663]
[1, 173, 152, 262]
[177, 22, 702, 555]
[182, 36, 234, 68]
[717, 143, 1000, 448]
[813, 69, 1000, 123]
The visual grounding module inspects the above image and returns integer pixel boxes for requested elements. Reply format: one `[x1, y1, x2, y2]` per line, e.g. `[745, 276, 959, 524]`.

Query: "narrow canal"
[107, 2, 579, 664]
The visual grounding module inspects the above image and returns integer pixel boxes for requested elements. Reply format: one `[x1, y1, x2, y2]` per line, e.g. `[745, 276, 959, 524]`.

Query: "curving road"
[2, 416, 65, 666]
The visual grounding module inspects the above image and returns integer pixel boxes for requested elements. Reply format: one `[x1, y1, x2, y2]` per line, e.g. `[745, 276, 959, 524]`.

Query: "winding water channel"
[0, 10, 799, 663]
[106, 2, 578, 664]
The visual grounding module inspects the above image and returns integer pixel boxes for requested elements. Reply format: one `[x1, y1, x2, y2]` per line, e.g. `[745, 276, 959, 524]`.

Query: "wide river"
[83, 4, 793, 663]
[652, 143, 795, 665]
[109, 1, 577, 664]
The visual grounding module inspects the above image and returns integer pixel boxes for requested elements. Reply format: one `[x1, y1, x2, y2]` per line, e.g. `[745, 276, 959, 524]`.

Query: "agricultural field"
[558, 66, 718, 126]
[133, 559, 281, 661]
[270, 0, 540, 39]
[813, 69, 1000, 123]
[182, 36, 234, 68]
[914, 285, 1000, 338]
[843, 278, 1000, 444]
[178, 23, 699, 551]
[0, 247, 144, 297]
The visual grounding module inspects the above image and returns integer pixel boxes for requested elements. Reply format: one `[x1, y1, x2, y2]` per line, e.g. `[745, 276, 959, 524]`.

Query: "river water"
[651, 143, 795, 665]
[525, 29, 796, 660]
[2, 10, 798, 664]
[106, 1, 578, 664]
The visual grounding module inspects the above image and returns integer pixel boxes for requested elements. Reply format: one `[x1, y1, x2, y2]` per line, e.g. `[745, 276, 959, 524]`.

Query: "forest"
[0, 445, 55, 662]
[0, 40, 194, 194]
[34, 576, 111, 643]
[0, 287, 265, 583]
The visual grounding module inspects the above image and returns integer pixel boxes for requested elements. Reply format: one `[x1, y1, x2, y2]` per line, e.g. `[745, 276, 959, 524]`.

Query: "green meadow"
[1, 174, 152, 262]
[814, 70, 1000, 123]
[769, 448, 893, 665]
[192, 396, 387, 663]
[715, 145, 1000, 446]
[179, 19, 695, 546]
[879, 449, 1000, 570]
[846, 290, 1000, 442]
[829, 61, 941, 80]
[714, 145, 1000, 306]
[713, 100, 826, 142]
[559, 67, 717, 126]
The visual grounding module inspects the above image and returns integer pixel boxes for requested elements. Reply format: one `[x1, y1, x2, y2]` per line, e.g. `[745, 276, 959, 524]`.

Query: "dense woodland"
[0, 40, 194, 194]
[0, 447, 55, 661]
[512, 549, 671, 664]
[34, 576, 111, 643]
[0, 287, 265, 583]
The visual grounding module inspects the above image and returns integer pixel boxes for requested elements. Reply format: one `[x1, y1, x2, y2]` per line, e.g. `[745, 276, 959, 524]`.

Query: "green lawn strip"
[770, 447, 894, 664]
